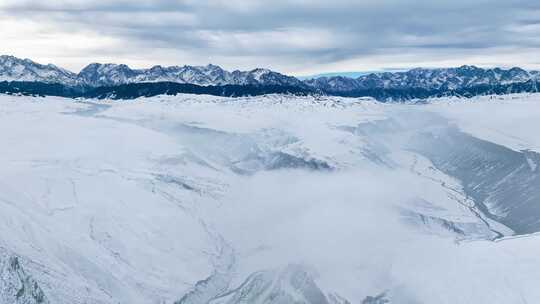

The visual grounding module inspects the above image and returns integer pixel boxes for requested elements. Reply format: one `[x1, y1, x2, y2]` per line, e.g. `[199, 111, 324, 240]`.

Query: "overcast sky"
[1, 0, 540, 76]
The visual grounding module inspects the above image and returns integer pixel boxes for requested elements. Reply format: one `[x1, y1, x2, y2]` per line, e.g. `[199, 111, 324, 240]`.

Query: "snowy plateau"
[1, 92, 540, 304]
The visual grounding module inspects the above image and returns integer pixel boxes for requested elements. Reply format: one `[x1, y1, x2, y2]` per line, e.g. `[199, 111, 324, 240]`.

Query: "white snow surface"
[0, 93, 539, 303]
[425, 93, 540, 152]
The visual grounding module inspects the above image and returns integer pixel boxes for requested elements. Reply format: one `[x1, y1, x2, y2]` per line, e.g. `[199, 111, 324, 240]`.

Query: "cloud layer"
[1, 0, 540, 75]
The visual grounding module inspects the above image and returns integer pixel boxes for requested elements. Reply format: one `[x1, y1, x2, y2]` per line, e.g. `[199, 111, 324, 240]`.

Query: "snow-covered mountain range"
[0, 55, 303, 87]
[305, 65, 540, 92]
[2, 55, 540, 100]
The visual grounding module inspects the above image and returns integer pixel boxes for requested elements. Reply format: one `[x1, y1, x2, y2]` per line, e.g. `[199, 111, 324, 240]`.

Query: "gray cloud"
[1, 0, 539, 75]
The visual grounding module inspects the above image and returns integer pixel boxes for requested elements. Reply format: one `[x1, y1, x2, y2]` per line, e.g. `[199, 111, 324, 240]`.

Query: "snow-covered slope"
[1, 93, 540, 303]
[425, 94, 540, 152]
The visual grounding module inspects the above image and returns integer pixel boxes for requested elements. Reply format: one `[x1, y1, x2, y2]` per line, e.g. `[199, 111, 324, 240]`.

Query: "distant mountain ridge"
[306, 65, 540, 93]
[0, 55, 303, 88]
[1, 55, 539, 100]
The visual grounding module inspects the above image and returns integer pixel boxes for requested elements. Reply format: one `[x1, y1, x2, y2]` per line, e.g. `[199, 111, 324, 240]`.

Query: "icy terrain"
[1, 93, 540, 303]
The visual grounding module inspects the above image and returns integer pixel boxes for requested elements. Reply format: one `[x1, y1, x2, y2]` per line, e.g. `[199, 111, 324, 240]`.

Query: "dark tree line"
[1, 80, 538, 101]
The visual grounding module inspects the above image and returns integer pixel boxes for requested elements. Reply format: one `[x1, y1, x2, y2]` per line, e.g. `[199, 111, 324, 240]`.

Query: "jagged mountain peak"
[79, 62, 135, 73]
[78, 62, 139, 86]
[456, 64, 482, 70]
[0, 55, 79, 85]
